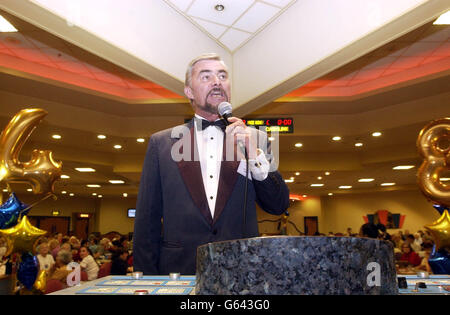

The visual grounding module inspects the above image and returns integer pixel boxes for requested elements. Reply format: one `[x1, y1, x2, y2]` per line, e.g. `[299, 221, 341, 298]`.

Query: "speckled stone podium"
[195, 236, 398, 295]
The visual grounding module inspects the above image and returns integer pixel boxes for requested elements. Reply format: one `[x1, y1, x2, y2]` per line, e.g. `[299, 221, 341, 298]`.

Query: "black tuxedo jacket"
[133, 119, 289, 275]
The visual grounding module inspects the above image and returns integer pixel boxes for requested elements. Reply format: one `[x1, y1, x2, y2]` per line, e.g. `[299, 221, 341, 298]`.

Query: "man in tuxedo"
[133, 53, 289, 275]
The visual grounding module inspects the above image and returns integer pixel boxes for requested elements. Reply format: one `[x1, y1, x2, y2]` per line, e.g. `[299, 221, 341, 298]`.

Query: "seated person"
[110, 248, 131, 275]
[48, 250, 73, 287]
[417, 241, 434, 273]
[36, 242, 55, 274]
[79, 246, 99, 281]
[399, 243, 421, 267]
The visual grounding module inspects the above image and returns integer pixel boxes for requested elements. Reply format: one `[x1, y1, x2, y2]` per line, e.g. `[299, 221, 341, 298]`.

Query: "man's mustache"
[206, 88, 228, 100]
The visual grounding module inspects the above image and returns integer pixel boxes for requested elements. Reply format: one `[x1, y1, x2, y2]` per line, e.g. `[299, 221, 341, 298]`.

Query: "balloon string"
[19, 193, 56, 218]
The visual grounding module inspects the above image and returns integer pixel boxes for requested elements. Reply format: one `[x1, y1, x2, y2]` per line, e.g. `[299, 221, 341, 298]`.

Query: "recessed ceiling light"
[433, 10, 450, 24]
[317, 176, 322, 180]
[381, 183, 396, 186]
[355, 142, 363, 147]
[393, 165, 415, 170]
[109, 180, 125, 184]
[61, 191, 67, 194]
[123, 193, 128, 197]
[214, 4, 225, 11]
[27, 188, 32, 192]
[98, 195, 103, 198]
[372, 132, 382, 137]
[75, 167, 96, 172]
[52, 134, 62, 139]
[302, 195, 307, 198]
[295, 143, 303, 148]
[339, 185, 352, 189]
[92, 193, 97, 196]
[328, 193, 333, 196]
[86, 184, 101, 188]
[137, 138, 145, 143]
[61, 175, 70, 179]
[114, 144, 122, 149]
[325, 172, 330, 176]
[358, 178, 374, 182]
[69, 193, 74, 196]
[295, 172, 300, 176]
[332, 136, 341, 141]
[284, 179, 294, 183]
[97, 134, 106, 139]
[0, 15, 18, 32]
[311, 184, 324, 187]
[2, 189, 8, 192]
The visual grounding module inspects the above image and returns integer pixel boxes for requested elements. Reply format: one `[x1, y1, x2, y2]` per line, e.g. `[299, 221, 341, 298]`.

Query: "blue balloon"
[432, 204, 449, 215]
[428, 245, 450, 275]
[0, 193, 29, 229]
[17, 253, 38, 290]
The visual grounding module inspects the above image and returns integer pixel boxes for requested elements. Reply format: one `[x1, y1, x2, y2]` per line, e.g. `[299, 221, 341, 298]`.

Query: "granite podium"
[196, 236, 398, 295]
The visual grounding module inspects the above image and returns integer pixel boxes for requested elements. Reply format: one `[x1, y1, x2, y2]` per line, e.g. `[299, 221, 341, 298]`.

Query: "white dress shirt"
[194, 115, 270, 217]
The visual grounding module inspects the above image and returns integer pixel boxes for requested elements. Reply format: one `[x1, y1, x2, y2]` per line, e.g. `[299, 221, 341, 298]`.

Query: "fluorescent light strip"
[87, 184, 101, 188]
[381, 183, 396, 186]
[358, 178, 374, 182]
[393, 165, 415, 170]
[310, 184, 324, 187]
[339, 185, 352, 189]
[75, 168, 96, 172]
[109, 180, 125, 184]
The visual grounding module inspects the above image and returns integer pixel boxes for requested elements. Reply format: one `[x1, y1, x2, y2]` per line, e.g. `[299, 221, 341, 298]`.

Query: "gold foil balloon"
[33, 270, 47, 293]
[424, 210, 450, 251]
[0, 215, 46, 255]
[0, 108, 62, 194]
[417, 118, 450, 208]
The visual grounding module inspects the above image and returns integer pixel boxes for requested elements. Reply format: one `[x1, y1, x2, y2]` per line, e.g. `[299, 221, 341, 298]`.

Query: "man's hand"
[225, 117, 258, 159]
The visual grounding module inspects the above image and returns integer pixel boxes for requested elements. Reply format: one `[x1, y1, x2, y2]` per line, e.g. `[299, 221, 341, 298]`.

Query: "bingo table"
[397, 274, 450, 295]
[48, 275, 196, 295]
[48, 273, 450, 295]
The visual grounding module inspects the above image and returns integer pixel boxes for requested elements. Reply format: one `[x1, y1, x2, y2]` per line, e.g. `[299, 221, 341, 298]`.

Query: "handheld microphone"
[218, 102, 233, 126]
[218, 101, 249, 239]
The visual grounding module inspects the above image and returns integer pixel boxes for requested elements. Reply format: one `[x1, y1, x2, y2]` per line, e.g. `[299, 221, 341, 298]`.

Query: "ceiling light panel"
[219, 28, 252, 51]
[192, 18, 227, 37]
[233, 2, 280, 33]
[167, 0, 193, 12]
[0, 15, 18, 32]
[187, 0, 254, 26]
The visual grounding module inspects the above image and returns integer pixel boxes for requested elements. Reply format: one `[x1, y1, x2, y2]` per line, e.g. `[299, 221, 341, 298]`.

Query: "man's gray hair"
[185, 53, 225, 87]
[57, 250, 73, 265]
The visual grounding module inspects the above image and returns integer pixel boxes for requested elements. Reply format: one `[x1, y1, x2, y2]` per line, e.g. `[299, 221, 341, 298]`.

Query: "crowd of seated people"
[0, 232, 134, 293]
[315, 224, 437, 274]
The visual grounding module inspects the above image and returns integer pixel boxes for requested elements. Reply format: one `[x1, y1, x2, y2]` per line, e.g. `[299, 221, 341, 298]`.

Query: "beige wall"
[3, 192, 98, 232]
[257, 189, 441, 236]
[97, 197, 137, 235]
[4, 188, 440, 239]
[321, 189, 440, 235]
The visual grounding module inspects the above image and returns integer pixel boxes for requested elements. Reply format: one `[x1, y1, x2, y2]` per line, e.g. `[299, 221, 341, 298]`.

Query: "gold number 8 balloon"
[0, 108, 62, 194]
[417, 117, 450, 208]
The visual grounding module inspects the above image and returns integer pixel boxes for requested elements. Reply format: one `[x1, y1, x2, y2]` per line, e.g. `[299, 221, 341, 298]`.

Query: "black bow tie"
[198, 118, 227, 131]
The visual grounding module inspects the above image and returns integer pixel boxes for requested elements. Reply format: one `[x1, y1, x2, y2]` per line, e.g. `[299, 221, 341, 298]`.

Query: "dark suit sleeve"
[133, 135, 163, 275]
[252, 130, 290, 215]
[254, 171, 290, 215]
